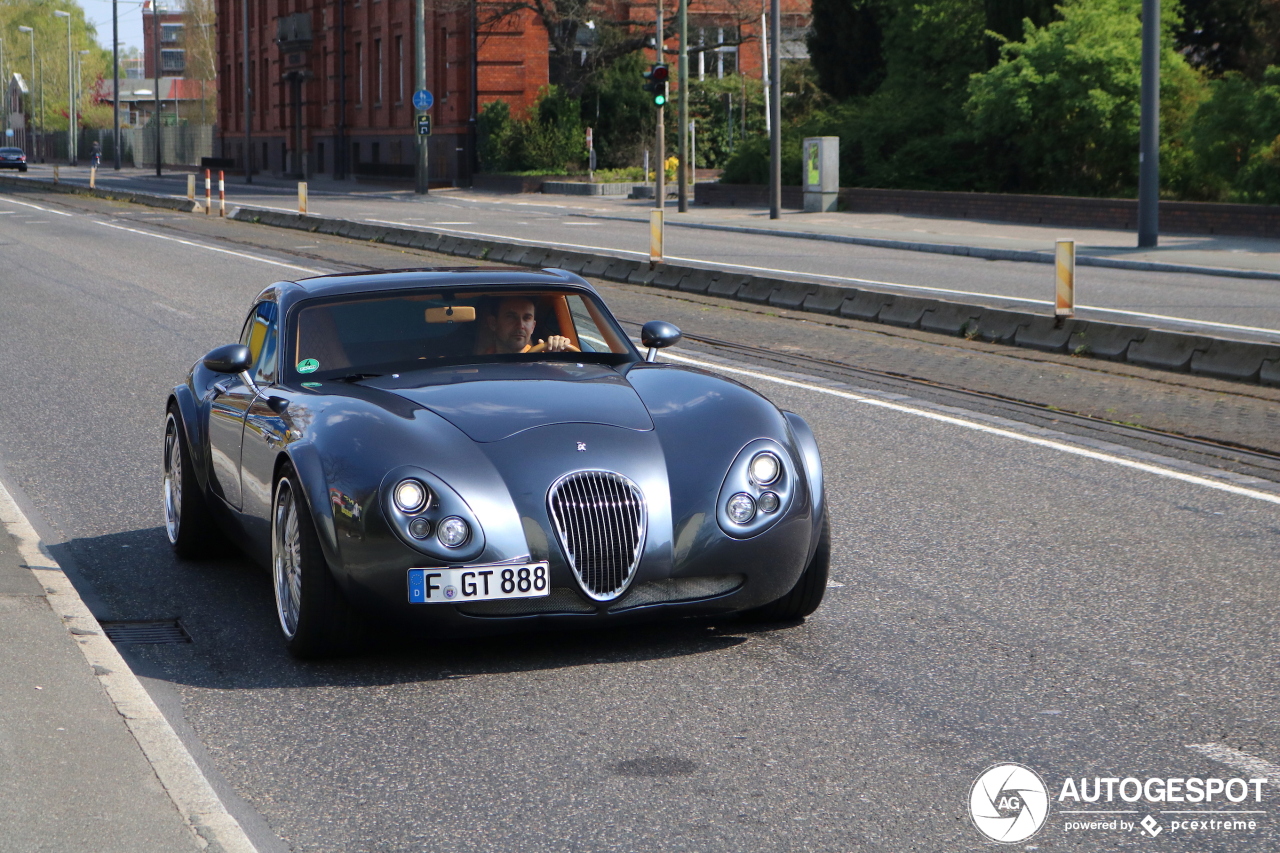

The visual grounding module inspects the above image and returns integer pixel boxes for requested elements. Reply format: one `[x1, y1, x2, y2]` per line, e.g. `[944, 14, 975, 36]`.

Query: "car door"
[239, 306, 287, 555]
[206, 301, 276, 510]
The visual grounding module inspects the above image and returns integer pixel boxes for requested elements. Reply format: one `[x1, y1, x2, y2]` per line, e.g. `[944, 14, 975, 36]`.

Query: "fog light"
[408, 517, 432, 539]
[438, 516, 470, 547]
[394, 479, 428, 513]
[749, 452, 781, 486]
[758, 492, 780, 513]
[727, 493, 756, 524]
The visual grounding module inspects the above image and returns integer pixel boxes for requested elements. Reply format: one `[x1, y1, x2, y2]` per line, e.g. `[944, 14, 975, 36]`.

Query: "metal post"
[414, 0, 428, 193]
[655, 1, 664, 209]
[219, 169, 225, 216]
[336, 0, 346, 180]
[54, 11, 73, 165]
[1, 38, 7, 143]
[153, 3, 162, 176]
[468, 0, 478, 184]
[768, 0, 781, 220]
[205, 168, 211, 214]
[677, 0, 688, 212]
[1137, 0, 1159, 247]
[243, 0, 252, 182]
[113, 0, 120, 168]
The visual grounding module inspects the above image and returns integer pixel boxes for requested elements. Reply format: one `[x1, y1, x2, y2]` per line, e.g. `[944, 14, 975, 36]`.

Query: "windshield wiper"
[331, 372, 383, 383]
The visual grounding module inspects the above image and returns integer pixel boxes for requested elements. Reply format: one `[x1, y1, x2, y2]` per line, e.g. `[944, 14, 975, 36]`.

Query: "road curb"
[0, 480, 259, 853]
[0, 173, 198, 213]
[226, 205, 1280, 387]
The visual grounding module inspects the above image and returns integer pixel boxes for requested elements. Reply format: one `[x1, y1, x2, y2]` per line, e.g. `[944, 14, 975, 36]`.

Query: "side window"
[239, 302, 279, 383]
[566, 295, 608, 352]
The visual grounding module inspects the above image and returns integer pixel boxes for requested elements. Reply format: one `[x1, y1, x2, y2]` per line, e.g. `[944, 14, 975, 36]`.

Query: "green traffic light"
[654, 94, 667, 106]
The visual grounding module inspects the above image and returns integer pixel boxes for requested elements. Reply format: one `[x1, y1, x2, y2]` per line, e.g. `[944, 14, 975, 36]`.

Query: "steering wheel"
[521, 339, 582, 354]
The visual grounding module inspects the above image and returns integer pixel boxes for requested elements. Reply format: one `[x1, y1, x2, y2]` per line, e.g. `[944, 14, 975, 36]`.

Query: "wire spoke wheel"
[163, 414, 183, 544]
[273, 481, 303, 639]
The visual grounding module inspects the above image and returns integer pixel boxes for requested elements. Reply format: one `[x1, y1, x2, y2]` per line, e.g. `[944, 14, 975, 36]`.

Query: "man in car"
[477, 295, 573, 354]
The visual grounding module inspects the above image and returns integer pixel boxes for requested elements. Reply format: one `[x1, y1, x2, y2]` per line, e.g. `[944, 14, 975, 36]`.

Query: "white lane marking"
[93, 220, 320, 274]
[665, 352, 1280, 506]
[355, 216, 1280, 338]
[431, 221, 474, 225]
[1186, 744, 1280, 785]
[0, 480, 260, 853]
[0, 195, 74, 216]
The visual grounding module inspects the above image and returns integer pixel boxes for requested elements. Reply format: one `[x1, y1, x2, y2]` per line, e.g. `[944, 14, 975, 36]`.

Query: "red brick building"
[214, 0, 807, 183]
[143, 6, 190, 78]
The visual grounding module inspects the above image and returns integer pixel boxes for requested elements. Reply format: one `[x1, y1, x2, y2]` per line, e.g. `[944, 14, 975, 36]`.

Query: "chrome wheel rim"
[163, 415, 182, 544]
[272, 480, 302, 639]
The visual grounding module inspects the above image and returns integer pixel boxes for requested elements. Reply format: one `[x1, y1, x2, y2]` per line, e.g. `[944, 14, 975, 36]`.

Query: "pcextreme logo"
[968, 761, 1271, 843]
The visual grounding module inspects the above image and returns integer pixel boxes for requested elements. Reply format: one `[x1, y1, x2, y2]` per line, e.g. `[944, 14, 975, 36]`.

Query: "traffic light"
[643, 64, 670, 107]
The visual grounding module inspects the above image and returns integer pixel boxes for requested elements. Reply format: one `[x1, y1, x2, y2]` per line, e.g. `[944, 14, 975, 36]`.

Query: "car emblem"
[576, 442, 587, 452]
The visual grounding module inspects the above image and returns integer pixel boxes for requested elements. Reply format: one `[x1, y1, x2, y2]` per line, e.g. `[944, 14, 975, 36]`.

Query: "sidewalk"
[0, 523, 204, 852]
[13, 163, 1280, 279]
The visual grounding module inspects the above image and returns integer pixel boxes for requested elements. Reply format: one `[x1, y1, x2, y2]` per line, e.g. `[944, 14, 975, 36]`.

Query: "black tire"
[163, 407, 220, 558]
[742, 515, 830, 623]
[271, 465, 365, 658]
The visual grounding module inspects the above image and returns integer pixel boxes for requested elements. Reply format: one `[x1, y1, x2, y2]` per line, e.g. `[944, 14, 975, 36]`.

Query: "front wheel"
[272, 467, 364, 658]
[164, 408, 220, 558]
[742, 515, 829, 623]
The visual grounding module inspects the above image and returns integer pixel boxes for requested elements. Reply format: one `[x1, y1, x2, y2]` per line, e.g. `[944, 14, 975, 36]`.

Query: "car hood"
[371, 362, 654, 442]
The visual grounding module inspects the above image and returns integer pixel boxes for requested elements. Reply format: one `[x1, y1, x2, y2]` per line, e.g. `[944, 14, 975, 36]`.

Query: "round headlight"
[726, 493, 756, 524]
[438, 516, 470, 547]
[758, 492, 780, 513]
[394, 479, 428, 513]
[408, 517, 432, 539]
[749, 452, 781, 486]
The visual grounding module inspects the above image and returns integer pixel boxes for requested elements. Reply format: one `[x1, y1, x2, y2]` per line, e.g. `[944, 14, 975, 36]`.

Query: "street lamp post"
[78, 49, 89, 161]
[54, 10, 74, 165]
[17, 26, 35, 159]
[1, 38, 7, 143]
[152, 1, 163, 177]
[113, 0, 120, 169]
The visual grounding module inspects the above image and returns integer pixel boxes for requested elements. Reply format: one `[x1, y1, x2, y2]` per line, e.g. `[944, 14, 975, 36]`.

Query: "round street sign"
[412, 89, 434, 111]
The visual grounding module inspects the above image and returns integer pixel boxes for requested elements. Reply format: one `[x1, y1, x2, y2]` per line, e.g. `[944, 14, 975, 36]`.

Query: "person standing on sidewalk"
[90, 141, 102, 168]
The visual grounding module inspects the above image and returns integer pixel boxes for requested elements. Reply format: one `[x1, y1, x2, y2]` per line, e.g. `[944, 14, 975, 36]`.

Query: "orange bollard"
[218, 170, 225, 217]
[205, 169, 211, 215]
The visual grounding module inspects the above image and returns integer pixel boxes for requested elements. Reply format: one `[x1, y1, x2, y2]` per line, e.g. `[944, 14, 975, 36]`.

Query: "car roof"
[274, 267, 597, 301]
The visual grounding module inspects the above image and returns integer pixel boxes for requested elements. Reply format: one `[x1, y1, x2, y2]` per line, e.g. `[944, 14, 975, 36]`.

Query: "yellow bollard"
[187, 173, 195, 201]
[90, 166, 96, 189]
[298, 181, 308, 215]
[53, 165, 59, 184]
[1056, 239, 1075, 317]
[649, 209, 664, 268]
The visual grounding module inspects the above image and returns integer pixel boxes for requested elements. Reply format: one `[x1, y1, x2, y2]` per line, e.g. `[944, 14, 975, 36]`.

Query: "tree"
[806, 0, 886, 100]
[0, 1, 109, 132]
[184, 0, 217, 125]
[966, 0, 1205, 196]
[1177, 0, 1280, 79]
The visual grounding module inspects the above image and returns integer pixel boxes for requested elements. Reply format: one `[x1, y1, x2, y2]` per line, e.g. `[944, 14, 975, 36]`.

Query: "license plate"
[408, 563, 550, 603]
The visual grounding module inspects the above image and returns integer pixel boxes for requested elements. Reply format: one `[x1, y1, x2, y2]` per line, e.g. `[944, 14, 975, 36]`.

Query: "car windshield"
[289, 287, 637, 379]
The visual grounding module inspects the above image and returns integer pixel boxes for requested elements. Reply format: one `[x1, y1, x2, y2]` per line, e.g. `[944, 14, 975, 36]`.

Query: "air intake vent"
[100, 620, 192, 644]
[548, 471, 647, 601]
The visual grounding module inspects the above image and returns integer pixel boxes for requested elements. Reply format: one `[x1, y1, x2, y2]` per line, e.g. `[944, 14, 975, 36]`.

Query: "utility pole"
[152, 2, 162, 176]
[655, 1, 664, 209]
[336, 0, 345, 179]
[414, 0, 428, 193]
[243, 0, 252, 182]
[677, 0, 688, 212]
[54, 10, 73, 164]
[768, 0, 781, 219]
[1137, 0, 1159, 247]
[112, 0, 120, 168]
[1, 38, 7, 143]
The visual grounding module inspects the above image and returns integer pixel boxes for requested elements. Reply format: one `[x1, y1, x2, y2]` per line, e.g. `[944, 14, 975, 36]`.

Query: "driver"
[477, 295, 573, 354]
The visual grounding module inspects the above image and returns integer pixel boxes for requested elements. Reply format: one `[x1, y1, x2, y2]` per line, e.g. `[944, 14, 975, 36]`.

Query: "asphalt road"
[13, 166, 1280, 344]
[1, 189, 1278, 851]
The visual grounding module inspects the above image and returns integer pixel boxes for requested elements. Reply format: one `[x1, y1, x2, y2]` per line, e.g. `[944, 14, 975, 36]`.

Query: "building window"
[356, 42, 363, 105]
[160, 49, 185, 74]
[161, 23, 183, 44]
[395, 35, 404, 103]
[375, 38, 383, 106]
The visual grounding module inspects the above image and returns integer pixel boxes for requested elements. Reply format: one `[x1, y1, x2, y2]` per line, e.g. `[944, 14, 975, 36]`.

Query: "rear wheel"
[272, 466, 364, 658]
[743, 515, 829, 622]
[163, 408, 220, 558]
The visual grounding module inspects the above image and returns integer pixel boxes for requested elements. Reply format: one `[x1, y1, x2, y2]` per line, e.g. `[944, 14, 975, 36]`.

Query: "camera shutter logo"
[969, 763, 1051, 843]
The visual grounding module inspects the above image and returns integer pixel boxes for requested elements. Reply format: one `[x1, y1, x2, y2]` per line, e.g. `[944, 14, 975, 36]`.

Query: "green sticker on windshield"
[301, 382, 322, 388]
[297, 358, 320, 374]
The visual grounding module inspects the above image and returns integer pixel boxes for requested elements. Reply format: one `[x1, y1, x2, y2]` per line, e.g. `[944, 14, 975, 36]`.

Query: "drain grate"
[99, 620, 192, 645]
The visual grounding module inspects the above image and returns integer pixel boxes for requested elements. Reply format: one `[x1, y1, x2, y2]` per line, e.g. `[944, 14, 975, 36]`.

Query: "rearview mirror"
[641, 321, 682, 362]
[203, 344, 254, 374]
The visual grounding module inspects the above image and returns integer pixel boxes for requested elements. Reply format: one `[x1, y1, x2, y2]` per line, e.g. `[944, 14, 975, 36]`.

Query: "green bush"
[477, 87, 586, 173]
[1173, 67, 1280, 201]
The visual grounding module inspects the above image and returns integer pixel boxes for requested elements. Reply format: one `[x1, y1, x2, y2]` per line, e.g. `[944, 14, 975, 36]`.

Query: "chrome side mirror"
[641, 321, 682, 362]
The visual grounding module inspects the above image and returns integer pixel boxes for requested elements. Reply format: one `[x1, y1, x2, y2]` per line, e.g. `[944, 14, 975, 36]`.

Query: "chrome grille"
[547, 471, 647, 601]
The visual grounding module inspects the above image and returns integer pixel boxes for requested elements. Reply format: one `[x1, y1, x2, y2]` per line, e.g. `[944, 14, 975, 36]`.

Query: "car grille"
[607, 575, 745, 612]
[547, 471, 647, 601]
[455, 588, 597, 617]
